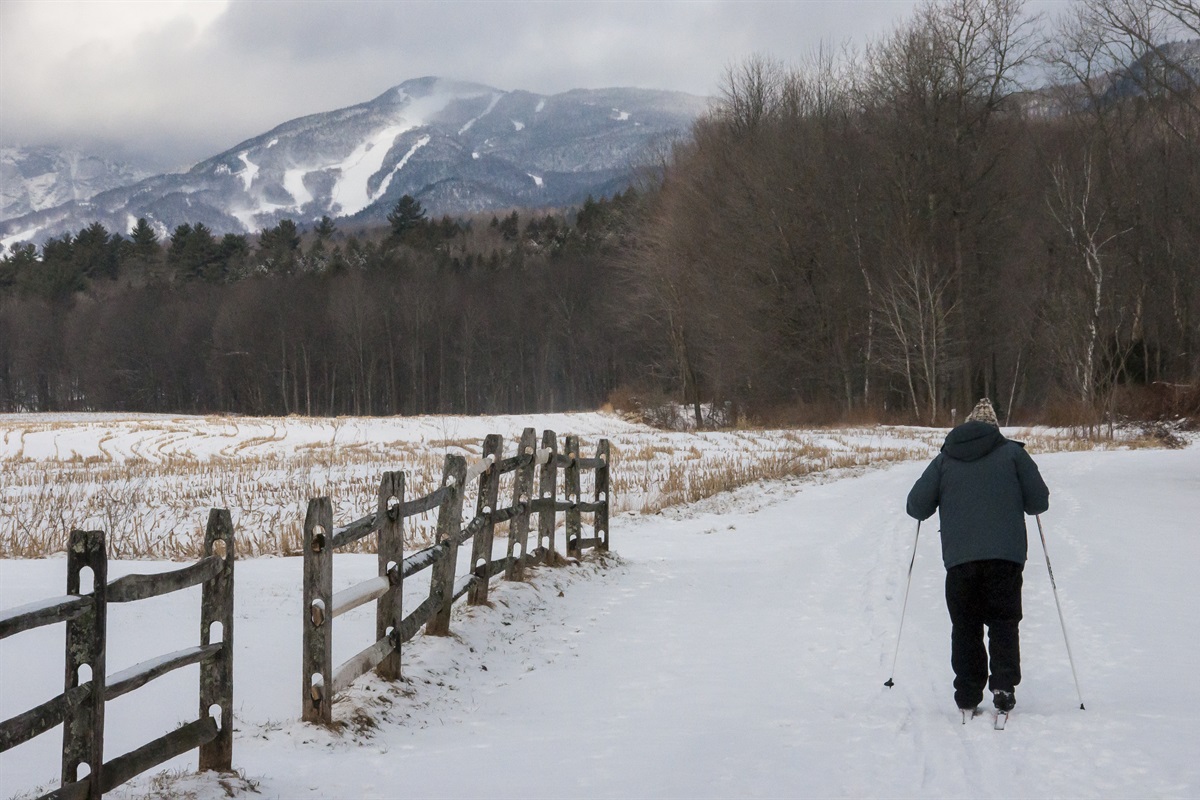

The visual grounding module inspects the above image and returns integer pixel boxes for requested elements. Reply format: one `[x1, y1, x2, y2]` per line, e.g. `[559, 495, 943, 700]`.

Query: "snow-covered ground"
[1, 412, 957, 558]
[2, 431, 1197, 798]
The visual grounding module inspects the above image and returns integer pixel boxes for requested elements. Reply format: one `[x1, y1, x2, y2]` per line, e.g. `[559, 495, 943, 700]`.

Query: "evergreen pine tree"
[73, 222, 118, 280]
[27, 234, 85, 299]
[258, 220, 301, 274]
[130, 217, 158, 250]
[0, 243, 38, 290]
[216, 233, 250, 280]
[388, 195, 427, 242]
[499, 211, 520, 241]
[314, 215, 337, 240]
[168, 223, 220, 281]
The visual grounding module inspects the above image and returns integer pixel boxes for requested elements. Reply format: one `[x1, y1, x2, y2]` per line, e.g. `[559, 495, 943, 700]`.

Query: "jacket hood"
[941, 420, 1006, 462]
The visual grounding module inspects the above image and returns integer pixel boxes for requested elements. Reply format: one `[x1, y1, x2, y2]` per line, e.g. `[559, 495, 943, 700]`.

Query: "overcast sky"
[0, 0, 1068, 169]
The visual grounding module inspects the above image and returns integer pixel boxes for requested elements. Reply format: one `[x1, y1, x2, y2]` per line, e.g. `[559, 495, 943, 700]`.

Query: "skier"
[906, 398, 1050, 719]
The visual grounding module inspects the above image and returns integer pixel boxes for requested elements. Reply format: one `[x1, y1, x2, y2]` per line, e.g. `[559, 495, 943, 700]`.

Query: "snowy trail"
[3, 446, 1198, 798]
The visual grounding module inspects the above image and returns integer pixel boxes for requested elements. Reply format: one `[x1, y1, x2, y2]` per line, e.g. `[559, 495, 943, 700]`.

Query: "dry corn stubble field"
[0, 412, 1123, 560]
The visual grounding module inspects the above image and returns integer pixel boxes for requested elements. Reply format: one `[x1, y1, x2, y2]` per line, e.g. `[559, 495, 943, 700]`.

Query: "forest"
[2, 0, 1199, 425]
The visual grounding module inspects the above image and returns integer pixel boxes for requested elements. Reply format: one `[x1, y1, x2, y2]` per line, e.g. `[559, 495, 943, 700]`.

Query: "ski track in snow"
[1, 442, 1197, 798]
[458, 92, 503, 135]
[375, 135, 431, 199]
[282, 168, 312, 207]
[328, 88, 471, 217]
[329, 125, 409, 216]
[2, 227, 40, 251]
[236, 152, 258, 191]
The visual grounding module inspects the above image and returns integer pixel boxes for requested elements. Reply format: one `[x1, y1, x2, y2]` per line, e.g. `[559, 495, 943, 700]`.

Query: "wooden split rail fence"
[0, 427, 613, 794]
[302, 427, 611, 724]
[0, 511, 234, 800]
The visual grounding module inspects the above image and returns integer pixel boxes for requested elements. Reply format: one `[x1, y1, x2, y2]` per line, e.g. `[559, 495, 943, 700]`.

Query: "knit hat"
[966, 398, 999, 427]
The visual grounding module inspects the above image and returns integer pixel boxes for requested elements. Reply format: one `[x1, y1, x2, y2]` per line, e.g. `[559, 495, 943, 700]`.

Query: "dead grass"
[623, 437, 916, 514]
[0, 424, 484, 559]
[0, 416, 1151, 559]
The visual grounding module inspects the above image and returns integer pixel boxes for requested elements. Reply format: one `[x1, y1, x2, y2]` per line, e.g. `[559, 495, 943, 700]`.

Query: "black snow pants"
[945, 558, 1023, 709]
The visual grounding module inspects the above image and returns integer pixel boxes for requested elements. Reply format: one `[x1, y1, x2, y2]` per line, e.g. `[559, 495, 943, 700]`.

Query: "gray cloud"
[7, 0, 1065, 169]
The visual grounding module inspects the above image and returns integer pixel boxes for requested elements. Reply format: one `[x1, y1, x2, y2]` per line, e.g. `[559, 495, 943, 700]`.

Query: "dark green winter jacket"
[906, 421, 1050, 569]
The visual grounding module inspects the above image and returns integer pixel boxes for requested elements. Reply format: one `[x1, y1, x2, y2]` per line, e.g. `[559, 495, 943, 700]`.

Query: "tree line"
[2, 0, 1199, 425]
[0, 194, 640, 415]
[621, 0, 1200, 425]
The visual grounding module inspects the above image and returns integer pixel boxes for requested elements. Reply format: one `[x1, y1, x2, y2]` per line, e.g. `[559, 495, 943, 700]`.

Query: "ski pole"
[1036, 514, 1086, 710]
[884, 520, 920, 688]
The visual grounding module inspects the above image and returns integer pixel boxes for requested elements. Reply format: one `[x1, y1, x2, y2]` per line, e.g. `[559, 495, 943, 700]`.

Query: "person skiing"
[906, 398, 1050, 717]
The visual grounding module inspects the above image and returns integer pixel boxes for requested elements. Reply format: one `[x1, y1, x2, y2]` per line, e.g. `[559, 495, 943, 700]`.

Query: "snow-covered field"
[1, 412, 959, 558]
[2, 416, 1196, 798]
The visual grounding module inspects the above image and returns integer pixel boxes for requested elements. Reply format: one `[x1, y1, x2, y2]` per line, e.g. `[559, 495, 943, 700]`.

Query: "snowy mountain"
[0, 78, 709, 248]
[1103, 38, 1200, 102]
[0, 145, 152, 221]
[1016, 37, 1200, 118]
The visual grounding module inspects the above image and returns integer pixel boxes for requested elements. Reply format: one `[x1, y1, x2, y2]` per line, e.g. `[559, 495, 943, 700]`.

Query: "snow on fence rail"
[0, 512, 234, 800]
[302, 428, 611, 724]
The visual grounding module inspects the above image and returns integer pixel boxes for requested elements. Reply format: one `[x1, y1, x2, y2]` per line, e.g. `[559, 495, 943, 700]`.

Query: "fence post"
[427, 455, 466, 636]
[62, 529, 106, 797]
[199, 509, 235, 772]
[595, 439, 611, 552]
[537, 430, 558, 564]
[469, 435, 503, 605]
[565, 435, 582, 560]
[376, 471, 405, 681]
[505, 428, 537, 581]
[302, 498, 334, 724]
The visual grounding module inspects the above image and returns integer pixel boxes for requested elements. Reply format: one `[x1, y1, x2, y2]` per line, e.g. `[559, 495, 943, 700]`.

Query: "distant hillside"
[0, 145, 152, 222]
[1, 78, 710, 249]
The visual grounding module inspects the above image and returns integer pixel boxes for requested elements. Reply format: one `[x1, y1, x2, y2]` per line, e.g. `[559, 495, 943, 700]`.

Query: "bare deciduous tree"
[878, 255, 961, 424]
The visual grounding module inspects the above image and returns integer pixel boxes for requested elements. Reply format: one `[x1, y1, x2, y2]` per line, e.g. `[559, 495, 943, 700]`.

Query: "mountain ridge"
[0, 145, 153, 222]
[1, 77, 710, 249]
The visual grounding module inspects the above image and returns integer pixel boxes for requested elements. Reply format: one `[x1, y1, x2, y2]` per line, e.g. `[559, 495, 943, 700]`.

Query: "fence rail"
[301, 428, 611, 724]
[0, 595, 90, 639]
[0, 511, 235, 799]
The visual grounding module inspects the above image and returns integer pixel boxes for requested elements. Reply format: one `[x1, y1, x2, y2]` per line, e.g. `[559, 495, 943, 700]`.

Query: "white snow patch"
[611, 108, 631, 121]
[512, 120, 525, 131]
[1, 227, 39, 251]
[330, 576, 390, 617]
[230, 208, 257, 232]
[459, 92, 504, 135]
[107, 645, 211, 689]
[329, 125, 407, 216]
[375, 135, 431, 199]
[266, 138, 279, 148]
[327, 89, 465, 216]
[283, 169, 312, 207]
[237, 152, 258, 191]
[125, 214, 138, 235]
[472, 152, 480, 160]
[0, 594, 79, 623]
[24, 174, 57, 210]
[214, 164, 231, 176]
[528, 173, 544, 188]
[231, 197, 290, 233]
[535, 98, 546, 113]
